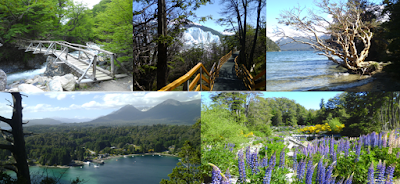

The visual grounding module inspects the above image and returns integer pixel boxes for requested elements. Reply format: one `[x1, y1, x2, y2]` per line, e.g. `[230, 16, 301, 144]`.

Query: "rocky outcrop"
[47, 78, 64, 91]
[0, 69, 6, 91]
[44, 56, 74, 76]
[0, 45, 47, 73]
[18, 84, 43, 92]
[6, 73, 77, 92]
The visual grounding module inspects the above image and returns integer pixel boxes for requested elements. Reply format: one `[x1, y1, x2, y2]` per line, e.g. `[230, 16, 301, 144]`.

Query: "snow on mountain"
[183, 27, 221, 49]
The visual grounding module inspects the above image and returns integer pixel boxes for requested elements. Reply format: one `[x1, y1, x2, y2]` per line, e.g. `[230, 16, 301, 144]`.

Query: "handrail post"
[93, 55, 97, 81]
[200, 67, 202, 91]
[65, 47, 68, 60]
[111, 54, 115, 78]
[187, 80, 190, 91]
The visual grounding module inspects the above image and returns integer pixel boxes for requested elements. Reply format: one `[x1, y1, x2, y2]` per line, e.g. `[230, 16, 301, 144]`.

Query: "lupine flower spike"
[367, 162, 374, 184]
[208, 163, 223, 184]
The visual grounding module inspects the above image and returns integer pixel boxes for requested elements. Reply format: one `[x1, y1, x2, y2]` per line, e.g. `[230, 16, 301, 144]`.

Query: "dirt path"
[77, 76, 132, 91]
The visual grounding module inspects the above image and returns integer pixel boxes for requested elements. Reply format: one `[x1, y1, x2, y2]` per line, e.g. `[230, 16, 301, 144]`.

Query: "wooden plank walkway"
[24, 46, 127, 84]
[212, 51, 247, 91]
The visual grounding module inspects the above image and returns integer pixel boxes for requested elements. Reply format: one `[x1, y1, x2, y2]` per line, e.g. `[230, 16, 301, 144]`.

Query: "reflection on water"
[267, 51, 373, 91]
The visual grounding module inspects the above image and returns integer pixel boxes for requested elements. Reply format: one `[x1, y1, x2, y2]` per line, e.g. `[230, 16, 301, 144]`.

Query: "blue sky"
[267, 0, 383, 40]
[193, 0, 265, 33]
[133, 0, 265, 34]
[202, 92, 342, 110]
[0, 92, 200, 124]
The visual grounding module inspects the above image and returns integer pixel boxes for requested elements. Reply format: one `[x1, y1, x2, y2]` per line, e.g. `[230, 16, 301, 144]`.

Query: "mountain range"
[24, 99, 201, 127]
[276, 35, 331, 51]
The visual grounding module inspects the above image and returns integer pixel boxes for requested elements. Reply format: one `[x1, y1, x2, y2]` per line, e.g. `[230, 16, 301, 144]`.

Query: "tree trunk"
[157, 0, 168, 90]
[248, 0, 262, 70]
[11, 93, 31, 184]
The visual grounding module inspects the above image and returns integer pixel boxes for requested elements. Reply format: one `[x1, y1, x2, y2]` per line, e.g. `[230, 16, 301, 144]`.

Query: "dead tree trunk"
[0, 92, 31, 184]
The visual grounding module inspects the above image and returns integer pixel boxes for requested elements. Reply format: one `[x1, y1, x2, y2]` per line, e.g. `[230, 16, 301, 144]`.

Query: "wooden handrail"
[159, 50, 233, 91]
[234, 55, 266, 91]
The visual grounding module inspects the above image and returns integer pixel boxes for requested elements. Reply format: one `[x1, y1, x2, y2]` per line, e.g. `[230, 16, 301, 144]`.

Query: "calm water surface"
[9, 155, 179, 184]
[267, 51, 373, 91]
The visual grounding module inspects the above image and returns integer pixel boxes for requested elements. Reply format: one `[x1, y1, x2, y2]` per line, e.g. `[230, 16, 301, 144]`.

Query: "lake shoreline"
[29, 153, 180, 169]
[309, 71, 400, 91]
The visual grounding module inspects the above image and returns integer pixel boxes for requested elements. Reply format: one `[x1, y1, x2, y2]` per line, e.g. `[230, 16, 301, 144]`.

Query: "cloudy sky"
[0, 92, 200, 123]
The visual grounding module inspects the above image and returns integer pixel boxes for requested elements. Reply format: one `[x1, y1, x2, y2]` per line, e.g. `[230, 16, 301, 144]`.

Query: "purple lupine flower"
[376, 160, 386, 184]
[251, 148, 259, 174]
[293, 149, 298, 172]
[367, 162, 374, 184]
[263, 166, 273, 184]
[297, 159, 306, 182]
[396, 151, 400, 159]
[355, 138, 362, 162]
[279, 147, 285, 168]
[378, 132, 382, 149]
[332, 150, 337, 163]
[261, 157, 268, 168]
[317, 158, 325, 184]
[306, 156, 313, 177]
[225, 168, 231, 183]
[330, 136, 335, 157]
[238, 149, 246, 183]
[269, 151, 276, 169]
[209, 163, 222, 184]
[344, 173, 354, 184]
[325, 162, 336, 182]
[345, 139, 350, 157]
[306, 162, 316, 184]
[385, 165, 395, 183]
[246, 146, 251, 169]
[336, 178, 345, 184]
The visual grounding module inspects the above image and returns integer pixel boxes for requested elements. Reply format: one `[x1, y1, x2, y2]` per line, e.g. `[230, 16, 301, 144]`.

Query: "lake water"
[8, 155, 180, 184]
[267, 51, 373, 91]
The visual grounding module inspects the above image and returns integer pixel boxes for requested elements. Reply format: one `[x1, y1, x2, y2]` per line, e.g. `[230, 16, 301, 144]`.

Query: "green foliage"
[94, 0, 133, 63]
[266, 36, 280, 52]
[327, 117, 343, 133]
[201, 104, 249, 145]
[200, 143, 237, 180]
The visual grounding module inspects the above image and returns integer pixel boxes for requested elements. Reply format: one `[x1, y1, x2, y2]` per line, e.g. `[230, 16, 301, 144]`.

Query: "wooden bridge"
[158, 50, 266, 91]
[14, 39, 128, 84]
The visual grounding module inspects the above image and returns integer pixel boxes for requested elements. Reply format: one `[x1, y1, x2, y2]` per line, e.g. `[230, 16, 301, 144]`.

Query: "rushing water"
[8, 155, 180, 184]
[266, 51, 373, 91]
[6, 64, 47, 85]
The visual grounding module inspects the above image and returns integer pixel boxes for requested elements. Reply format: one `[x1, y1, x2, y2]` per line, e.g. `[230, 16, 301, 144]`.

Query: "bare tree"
[276, 0, 386, 74]
[0, 92, 31, 183]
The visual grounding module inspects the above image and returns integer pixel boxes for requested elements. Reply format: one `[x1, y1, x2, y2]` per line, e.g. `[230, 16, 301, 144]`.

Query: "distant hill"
[25, 118, 64, 126]
[276, 35, 330, 51]
[86, 99, 201, 126]
[267, 36, 280, 51]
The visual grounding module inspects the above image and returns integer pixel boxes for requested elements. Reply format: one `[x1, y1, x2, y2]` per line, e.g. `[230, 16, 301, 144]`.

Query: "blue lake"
[8, 155, 180, 184]
[267, 51, 373, 91]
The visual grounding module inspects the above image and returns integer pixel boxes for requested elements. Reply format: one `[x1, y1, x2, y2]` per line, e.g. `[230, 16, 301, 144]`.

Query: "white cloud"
[45, 93, 69, 100]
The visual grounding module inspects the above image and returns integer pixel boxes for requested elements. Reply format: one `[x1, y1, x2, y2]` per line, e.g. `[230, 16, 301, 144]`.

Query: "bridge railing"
[158, 50, 233, 91]
[15, 39, 128, 84]
[234, 56, 266, 90]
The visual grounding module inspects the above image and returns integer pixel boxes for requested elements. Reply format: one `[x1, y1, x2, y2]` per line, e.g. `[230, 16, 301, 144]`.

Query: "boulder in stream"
[47, 77, 63, 91]
[18, 84, 43, 92]
[58, 74, 76, 91]
[0, 69, 6, 91]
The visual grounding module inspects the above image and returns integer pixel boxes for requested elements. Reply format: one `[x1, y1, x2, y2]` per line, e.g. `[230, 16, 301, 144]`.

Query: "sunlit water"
[266, 51, 372, 91]
[8, 155, 180, 184]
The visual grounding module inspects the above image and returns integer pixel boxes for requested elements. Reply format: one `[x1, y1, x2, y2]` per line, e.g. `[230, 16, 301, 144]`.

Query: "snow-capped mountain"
[183, 27, 221, 48]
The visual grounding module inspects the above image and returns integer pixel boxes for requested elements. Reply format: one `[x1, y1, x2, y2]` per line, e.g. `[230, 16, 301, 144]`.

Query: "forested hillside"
[0, 124, 200, 166]
[266, 36, 280, 51]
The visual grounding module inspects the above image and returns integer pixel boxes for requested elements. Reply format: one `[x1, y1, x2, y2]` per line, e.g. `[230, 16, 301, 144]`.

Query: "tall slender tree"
[0, 93, 31, 184]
